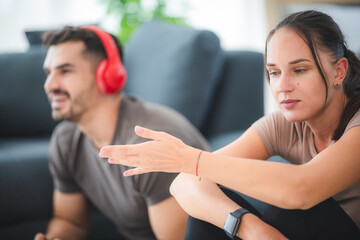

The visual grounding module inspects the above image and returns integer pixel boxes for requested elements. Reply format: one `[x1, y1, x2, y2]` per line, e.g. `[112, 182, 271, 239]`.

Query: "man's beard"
[51, 107, 82, 122]
[50, 90, 90, 123]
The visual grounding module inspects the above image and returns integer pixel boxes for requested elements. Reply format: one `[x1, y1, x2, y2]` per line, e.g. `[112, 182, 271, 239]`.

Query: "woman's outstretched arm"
[100, 125, 360, 210]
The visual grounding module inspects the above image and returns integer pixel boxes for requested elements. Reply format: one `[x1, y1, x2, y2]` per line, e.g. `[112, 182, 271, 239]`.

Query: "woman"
[100, 10, 360, 239]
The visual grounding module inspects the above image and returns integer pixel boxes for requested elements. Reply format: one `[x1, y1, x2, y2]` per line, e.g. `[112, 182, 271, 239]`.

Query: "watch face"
[224, 213, 240, 236]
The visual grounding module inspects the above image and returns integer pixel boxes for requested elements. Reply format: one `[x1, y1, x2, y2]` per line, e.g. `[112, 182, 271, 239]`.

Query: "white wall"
[186, 0, 267, 52]
[0, 0, 268, 52]
[2, 1, 358, 114]
[1, 0, 276, 113]
[0, 0, 107, 52]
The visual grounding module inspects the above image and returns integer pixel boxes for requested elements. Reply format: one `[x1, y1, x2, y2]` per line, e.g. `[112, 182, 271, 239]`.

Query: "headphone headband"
[82, 25, 119, 64]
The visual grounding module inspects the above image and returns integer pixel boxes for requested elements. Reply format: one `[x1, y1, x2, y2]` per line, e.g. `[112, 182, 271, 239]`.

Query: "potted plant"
[101, 0, 189, 43]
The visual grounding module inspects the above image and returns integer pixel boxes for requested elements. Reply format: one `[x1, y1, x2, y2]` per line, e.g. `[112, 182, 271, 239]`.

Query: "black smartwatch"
[223, 208, 250, 240]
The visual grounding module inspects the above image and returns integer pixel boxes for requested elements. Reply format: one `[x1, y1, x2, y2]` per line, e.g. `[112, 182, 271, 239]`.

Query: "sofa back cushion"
[0, 50, 56, 138]
[124, 20, 224, 131]
[204, 51, 264, 139]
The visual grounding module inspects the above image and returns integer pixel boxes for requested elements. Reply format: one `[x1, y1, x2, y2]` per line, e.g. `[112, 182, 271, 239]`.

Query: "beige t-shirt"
[252, 109, 360, 228]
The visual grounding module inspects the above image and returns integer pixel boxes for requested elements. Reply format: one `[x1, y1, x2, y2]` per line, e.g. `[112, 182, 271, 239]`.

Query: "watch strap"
[225, 208, 250, 240]
[232, 208, 250, 218]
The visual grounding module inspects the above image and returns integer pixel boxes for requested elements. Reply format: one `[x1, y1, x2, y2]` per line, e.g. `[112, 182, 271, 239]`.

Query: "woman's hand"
[99, 126, 198, 176]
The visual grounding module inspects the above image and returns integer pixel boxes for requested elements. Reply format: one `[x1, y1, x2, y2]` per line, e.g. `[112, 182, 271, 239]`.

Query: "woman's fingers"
[108, 157, 138, 167]
[100, 126, 173, 159]
[123, 167, 151, 176]
[135, 126, 169, 141]
[99, 126, 188, 175]
[99, 144, 139, 159]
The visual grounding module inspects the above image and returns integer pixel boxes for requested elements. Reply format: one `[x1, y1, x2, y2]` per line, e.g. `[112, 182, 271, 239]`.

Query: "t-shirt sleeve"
[251, 111, 294, 158]
[345, 109, 360, 133]
[136, 172, 177, 206]
[49, 125, 81, 193]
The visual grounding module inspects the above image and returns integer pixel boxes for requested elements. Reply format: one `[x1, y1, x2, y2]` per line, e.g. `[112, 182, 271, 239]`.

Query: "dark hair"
[265, 10, 360, 141]
[42, 25, 124, 63]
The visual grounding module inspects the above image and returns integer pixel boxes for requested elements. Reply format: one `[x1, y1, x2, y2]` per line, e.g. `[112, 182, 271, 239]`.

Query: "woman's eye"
[269, 71, 279, 76]
[294, 69, 306, 73]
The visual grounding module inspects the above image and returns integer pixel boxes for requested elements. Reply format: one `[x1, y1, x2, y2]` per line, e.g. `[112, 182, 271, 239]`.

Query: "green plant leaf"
[100, 0, 189, 44]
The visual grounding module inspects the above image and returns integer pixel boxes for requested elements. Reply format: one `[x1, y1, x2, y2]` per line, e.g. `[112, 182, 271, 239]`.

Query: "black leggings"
[185, 188, 360, 240]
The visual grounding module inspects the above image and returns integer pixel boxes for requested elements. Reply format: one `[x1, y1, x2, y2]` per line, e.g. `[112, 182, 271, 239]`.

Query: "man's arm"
[147, 196, 188, 240]
[35, 190, 91, 240]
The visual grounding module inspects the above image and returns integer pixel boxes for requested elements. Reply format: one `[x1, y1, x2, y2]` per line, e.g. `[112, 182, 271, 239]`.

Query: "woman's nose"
[276, 71, 294, 93]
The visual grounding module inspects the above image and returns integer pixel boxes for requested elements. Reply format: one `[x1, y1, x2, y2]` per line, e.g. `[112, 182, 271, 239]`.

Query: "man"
[34, 26, 209, 240]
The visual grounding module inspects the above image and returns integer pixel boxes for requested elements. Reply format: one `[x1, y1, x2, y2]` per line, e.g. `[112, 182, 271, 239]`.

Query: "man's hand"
[34, 232, 61, 240]
[34, 191, 91, 240]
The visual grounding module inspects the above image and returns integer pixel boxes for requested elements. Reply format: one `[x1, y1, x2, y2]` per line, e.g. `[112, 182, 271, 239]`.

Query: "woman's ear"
[334, 57, 348, 85]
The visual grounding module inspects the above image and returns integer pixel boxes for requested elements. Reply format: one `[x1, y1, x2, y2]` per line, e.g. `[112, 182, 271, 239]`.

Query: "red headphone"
[82, 25, 127, 94]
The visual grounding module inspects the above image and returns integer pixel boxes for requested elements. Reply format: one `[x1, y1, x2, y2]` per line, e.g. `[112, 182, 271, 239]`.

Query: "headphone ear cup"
[95, 59, 109, 93]
[96, 58, 127, 94]
[105, 59, 127, 93]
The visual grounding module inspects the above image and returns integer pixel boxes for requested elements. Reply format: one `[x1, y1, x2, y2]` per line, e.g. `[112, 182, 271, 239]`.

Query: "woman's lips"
[281, 99, 300, 109]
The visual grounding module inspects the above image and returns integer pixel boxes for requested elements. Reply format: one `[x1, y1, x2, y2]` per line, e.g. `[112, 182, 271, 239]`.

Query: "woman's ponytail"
[333, 50, 360, 141]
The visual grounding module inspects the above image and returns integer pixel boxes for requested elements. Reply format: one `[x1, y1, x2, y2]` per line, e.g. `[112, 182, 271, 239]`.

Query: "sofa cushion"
[0, 50, 57, 138]
[0, 138, 50, 162]
[124, 20, 224, 131]
[203, 51, 264, 138]
[0, 138, 121, 239]
[0, 142, 53, 228]
[208, 130, 244, 150]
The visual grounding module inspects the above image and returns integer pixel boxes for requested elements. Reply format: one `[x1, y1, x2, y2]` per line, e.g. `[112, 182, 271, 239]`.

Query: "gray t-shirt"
[49, 95, 210, 240]
[252, 109, 360, 228]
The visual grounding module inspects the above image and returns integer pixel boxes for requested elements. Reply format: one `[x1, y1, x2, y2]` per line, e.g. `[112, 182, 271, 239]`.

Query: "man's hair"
[42, 26, 124, 63]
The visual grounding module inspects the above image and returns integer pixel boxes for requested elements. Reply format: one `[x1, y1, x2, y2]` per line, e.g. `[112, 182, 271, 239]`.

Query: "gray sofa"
[0, 21, 264, 239]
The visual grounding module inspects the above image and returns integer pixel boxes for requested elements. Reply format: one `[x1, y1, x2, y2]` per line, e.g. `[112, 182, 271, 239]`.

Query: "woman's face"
[266, 27, 336, 122]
